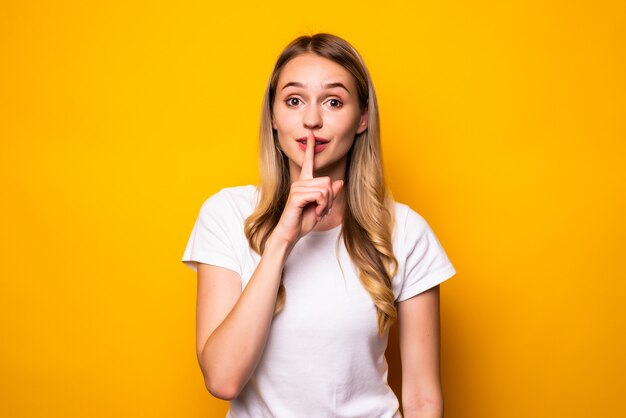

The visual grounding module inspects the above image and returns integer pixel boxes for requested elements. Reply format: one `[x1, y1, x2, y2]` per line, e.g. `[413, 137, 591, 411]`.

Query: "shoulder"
[200, 184, 259, 213]
[389, 200, 456, 301]
[206, 184, 258, 203]
[391, 200, 430, 241]
[194, 184, 259, 232]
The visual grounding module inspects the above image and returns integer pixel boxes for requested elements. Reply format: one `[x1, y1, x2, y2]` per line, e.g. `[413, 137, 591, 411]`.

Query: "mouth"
[296, 136, 330, 153]
[295, 136, 330, 145]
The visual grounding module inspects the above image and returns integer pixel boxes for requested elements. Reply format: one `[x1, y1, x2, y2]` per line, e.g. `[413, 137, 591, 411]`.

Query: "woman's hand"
[270, 128, 344, 246]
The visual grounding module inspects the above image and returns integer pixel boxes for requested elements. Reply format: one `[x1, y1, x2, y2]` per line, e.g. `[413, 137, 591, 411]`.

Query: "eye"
[327, 99, 343, 108]
[285, 97, 301, 107]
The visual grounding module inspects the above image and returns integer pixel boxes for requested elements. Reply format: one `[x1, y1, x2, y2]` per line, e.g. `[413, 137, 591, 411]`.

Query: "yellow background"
[1, 1, 624, 417]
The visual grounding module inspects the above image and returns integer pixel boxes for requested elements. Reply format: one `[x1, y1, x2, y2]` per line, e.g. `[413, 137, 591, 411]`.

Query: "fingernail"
[328, 207, 332, 215]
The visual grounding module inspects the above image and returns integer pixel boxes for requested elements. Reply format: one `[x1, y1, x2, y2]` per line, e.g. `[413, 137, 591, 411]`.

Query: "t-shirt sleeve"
[396, 207, 457, 302]
[181, 190, 242, 275]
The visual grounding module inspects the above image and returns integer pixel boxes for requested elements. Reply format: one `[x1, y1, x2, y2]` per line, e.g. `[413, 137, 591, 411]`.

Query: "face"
[271, 53, 368, 180]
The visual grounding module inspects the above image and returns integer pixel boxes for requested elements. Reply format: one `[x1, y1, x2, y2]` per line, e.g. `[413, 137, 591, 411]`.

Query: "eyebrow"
[280, 81, 351, 94]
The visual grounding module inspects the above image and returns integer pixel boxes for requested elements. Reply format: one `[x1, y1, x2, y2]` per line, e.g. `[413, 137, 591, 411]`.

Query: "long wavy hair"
[244, 33, 398, 336]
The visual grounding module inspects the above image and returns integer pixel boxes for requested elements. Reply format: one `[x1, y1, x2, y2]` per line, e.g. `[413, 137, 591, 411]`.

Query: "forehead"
[277, 53, 354, 90]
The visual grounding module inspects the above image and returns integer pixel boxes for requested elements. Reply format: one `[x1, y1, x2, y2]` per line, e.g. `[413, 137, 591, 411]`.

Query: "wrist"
[264, 232, 295, 259]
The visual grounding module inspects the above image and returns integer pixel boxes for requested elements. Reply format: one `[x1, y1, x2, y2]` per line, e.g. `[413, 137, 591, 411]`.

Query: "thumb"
[332, 179, 344, 196]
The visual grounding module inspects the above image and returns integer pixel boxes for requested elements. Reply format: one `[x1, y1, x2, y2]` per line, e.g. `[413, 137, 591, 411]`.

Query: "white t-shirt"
[182, 185, 456, 418]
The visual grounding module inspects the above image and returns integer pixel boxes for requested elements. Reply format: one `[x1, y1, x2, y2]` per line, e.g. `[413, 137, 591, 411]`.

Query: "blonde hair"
[244, 33, 399, 336]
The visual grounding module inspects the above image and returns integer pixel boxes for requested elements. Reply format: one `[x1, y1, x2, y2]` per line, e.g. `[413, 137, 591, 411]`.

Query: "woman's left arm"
[397, 284, 444, 418]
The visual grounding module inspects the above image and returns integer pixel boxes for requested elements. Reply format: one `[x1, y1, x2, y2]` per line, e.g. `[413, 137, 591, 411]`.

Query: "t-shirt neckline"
[247, 184, 342, 237]
[305, 222, 343, 236]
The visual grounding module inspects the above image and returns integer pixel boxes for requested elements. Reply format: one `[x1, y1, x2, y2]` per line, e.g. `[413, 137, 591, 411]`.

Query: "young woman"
[182, 33, 456, 418]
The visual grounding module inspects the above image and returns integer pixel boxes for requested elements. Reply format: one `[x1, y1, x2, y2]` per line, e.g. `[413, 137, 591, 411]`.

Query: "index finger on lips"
[299, 128, 315, 180]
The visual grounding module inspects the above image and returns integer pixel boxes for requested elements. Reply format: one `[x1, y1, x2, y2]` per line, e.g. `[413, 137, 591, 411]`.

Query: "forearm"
[200, 234, 293, 399]
[402, 395, 443, 418]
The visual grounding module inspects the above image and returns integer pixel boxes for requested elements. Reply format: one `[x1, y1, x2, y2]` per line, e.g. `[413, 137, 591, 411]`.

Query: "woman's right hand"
[270, 128, 344, 246]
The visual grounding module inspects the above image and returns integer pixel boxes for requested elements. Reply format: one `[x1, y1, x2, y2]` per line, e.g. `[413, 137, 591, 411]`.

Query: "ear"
[356, 106, 368, 134]
[271, 115, 276, 130]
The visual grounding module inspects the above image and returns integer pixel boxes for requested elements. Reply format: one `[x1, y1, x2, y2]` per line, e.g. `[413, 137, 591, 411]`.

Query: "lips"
[295, 136, 329, 145]
[296, 137, 330, 154]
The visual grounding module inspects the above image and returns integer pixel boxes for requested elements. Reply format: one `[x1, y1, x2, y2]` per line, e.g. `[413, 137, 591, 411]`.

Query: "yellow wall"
[1, 1, 624, 417]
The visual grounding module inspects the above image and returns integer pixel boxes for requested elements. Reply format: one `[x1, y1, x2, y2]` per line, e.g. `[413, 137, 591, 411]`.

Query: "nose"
[303, 103, 323, 130]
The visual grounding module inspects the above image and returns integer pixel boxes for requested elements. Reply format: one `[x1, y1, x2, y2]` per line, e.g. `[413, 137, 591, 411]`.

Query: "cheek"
[273, 109, 298, 131]
[272, 112, 296, 149]
[328, 112, 361, 135]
